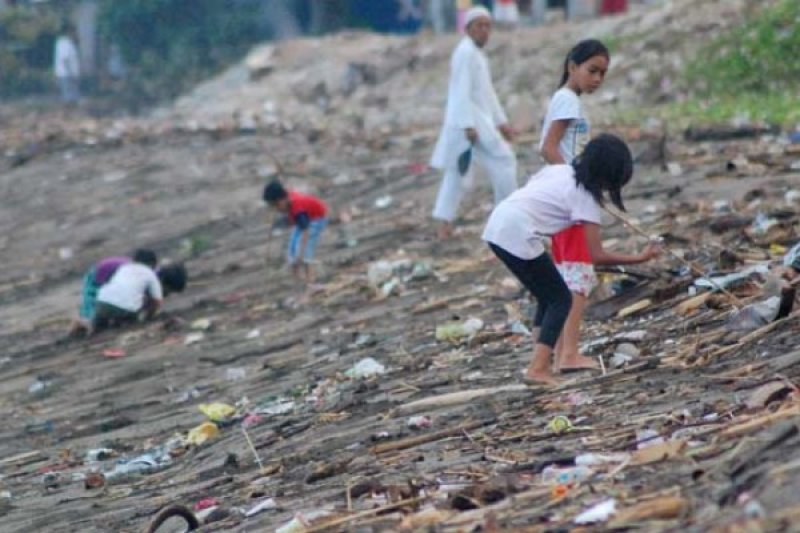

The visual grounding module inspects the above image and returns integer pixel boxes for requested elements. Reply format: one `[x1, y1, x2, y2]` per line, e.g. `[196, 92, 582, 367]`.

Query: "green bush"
[97, 0, 267, 104]
[686, 0, 800, 97]
[0, 8, 61, 97]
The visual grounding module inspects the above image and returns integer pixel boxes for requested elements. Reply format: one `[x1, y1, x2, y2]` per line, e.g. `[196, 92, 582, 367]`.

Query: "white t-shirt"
[539, 87, 589, 164]
[54, 36, 80, 78]
[482, 165, 603, 259]
[97, 263, 163, 312]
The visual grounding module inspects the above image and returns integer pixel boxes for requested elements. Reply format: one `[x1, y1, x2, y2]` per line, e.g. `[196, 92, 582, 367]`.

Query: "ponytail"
[558, 39, 610, 88]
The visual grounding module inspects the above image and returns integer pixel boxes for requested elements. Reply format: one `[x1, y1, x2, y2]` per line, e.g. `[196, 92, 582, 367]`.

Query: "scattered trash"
[541, 465, 592, 485]
[244, 497, 277, 517]
[374, 195, 393, 209]
[199, 403, 237, 422]
[184, 332, 205, 346]
[254, 397, 295, 416]
[175, 387, 202, 403]
[611, 343, 640, 368]
[84, 472, 105, 490]
[509, 320, 531, 335]
[575, 453, 630, 466]
[345, 357, 386, 379]
[407, 415, 432, 429]
[241, 414, 265, 428]
[191, 318, 213, 331]
[103, 452, 171, 482]
[246, 329, 261, 339]
[547, 416, 573, 435]
[574, 499, 617, 524]
[187, 422, 220, 446]
[226, 367, 247, 381]
[726, 296, 782, 332]
[636, 429, 665, 449]
[194, 497, 219, 511]
[275, 511, 331, 533]
[85, 448, 115, 462]
[102, 348, 126, 358]
[28, 379, 52, 396]
[435, 317, 484, 343]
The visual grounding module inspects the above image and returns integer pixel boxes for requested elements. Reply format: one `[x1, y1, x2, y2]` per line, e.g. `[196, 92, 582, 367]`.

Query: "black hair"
[132, 249, 158, 269]
[559, 39, 610, 87]
[158, 264, 188, 294]
[262, 181, 287, 203]
[572, 134, 632, 212]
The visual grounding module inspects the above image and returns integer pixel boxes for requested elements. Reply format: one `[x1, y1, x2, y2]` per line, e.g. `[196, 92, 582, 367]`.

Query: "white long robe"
[430, 37, 513, 171]
[430, 37, 517, 223]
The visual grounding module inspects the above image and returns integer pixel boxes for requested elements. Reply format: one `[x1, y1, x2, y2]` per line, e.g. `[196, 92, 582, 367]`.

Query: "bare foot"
[557, 353, 599, 372]
[437, 223, 454, 240]
[524, 367, 563, 386]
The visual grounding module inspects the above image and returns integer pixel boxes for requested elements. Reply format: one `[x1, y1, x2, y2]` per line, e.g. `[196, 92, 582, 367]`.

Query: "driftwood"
[393, 385, 530, 416]
[370, 419, 494, 455]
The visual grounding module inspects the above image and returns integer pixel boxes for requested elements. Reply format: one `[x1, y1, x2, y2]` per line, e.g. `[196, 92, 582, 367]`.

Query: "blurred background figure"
[54, 24, 81, 104]
[494, 0, 520, 27]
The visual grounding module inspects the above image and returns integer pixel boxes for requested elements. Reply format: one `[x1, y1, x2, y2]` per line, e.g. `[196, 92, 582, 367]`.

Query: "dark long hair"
[572, 134, 632, 211]
[559, 39, 610, 87]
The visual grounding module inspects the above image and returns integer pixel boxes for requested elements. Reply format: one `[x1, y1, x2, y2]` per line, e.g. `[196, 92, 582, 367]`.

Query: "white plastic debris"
[345, 357, 386, 379]
[575, 452, 630, 466]
[574, 499, 617, 524]
[374, 195, 393, 209]
[184, 332, 205, 346]
[636, 429, 665, 449]
[245, 497, 277, 517]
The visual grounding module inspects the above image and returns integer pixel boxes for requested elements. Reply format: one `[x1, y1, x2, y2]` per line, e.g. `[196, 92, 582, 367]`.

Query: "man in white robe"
[54, 27, 81, 104]
[430, 6, 517, 239]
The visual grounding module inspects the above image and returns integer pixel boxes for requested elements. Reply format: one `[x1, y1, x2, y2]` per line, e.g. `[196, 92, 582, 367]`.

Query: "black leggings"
[489, 243, 572, 348]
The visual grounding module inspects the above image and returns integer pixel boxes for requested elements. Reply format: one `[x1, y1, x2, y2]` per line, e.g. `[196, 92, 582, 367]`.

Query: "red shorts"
[551, 224, 597, 296]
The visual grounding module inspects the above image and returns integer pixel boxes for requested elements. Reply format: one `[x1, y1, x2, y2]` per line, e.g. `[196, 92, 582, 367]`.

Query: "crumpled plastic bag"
[435, 317, 484, 343]
[198, 402, 237, 422]
[187, 422, 220, 446]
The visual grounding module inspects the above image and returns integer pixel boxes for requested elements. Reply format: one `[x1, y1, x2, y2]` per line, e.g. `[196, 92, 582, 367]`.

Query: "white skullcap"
[465, 6, 492, 28]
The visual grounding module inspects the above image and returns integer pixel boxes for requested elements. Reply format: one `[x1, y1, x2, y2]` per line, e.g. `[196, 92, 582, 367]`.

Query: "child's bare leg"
[525, 342, 562, 385]
[555, 292, 598, 371]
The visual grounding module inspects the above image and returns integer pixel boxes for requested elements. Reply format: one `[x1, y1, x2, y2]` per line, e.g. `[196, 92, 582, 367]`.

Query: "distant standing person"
[54, 25, 81, 104]
[430, 6, 517, 240]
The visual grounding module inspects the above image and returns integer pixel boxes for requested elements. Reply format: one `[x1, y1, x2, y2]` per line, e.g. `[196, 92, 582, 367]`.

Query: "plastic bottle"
[541, 465, 593, 485]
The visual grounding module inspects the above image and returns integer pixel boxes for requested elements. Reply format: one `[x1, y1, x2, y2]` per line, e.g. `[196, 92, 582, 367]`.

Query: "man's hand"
[498, 124, 516, 143]
[465, 128, 478, 144]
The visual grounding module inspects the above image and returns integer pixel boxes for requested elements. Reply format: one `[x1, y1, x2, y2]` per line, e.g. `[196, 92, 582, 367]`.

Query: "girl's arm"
[541, 120, 570, 164]
[584, 223, 660, 266]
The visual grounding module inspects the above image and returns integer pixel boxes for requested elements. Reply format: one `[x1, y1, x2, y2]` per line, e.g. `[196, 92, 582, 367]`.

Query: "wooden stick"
[305, 497, 423, 532]
[718, 405, 800, 439]
[241, 426, 265, 471]
[370, 420, 492, 455]
[393, 385, 529, 416]
[603, 206, 743, 308]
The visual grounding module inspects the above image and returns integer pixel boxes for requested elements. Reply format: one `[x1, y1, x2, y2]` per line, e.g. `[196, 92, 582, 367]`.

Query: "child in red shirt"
[263, 181, 328, 284]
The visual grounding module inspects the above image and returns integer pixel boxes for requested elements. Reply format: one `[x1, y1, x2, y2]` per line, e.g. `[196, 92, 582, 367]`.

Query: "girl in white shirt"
[540, 39, 611, 373]
[483, 135, 660, 385]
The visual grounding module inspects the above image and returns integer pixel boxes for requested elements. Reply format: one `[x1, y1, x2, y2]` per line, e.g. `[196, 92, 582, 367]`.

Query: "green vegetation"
[97, 0, 266, 105]
[677, 0, 799, 126]
[685, 0, 800, 96]
[614, 1, 799, 127]
[0, 8, 61, 97]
